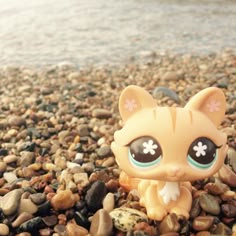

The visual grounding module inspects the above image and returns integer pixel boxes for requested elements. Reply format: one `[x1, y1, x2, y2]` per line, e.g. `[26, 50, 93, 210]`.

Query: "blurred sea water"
[0, 0, 235, 67]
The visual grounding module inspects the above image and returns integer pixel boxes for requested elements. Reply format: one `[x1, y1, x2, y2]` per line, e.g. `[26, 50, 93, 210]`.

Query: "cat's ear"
[119, 85, 156, 122]
[185, 87, 226, 126]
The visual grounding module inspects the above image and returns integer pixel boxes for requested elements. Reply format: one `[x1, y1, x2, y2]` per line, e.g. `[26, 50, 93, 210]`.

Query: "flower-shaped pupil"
[129, 136, 162, 168]
[188, 137, 218, 169]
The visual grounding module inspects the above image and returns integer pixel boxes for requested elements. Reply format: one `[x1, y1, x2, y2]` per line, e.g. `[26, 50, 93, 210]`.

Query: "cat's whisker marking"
[188, 110, 193, 125]
[168, 107, 177, 132]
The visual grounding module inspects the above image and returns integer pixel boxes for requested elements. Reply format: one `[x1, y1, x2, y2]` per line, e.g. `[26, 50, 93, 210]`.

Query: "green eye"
[187, 137, 218, 169]
[128, 136, 162, 168]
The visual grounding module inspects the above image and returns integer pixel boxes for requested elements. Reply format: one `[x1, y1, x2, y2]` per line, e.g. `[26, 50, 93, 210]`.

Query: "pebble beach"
[0, 50, 235, 236]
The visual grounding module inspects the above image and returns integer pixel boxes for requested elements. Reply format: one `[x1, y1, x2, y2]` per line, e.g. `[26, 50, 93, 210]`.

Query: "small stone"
[92, 109, 112, 119]
[19, 152, 35, 167]
[54, 224, 66, 235]
[12, 212, 33, 228]
[30, 193, 46, 205]
[74, 211, 90, 229]
[85, 180, 107, 212]
[77, 124, 90, 137]
[210, 222, 232, 235]
[18, 217, 43, 233]
[0, 162, 7, 172]
[58, 130, 70, 143]
[204, 182, 229, 195]
[8, 115, 26, 127]
[97, 146, 112, 158]
[221, 203, 236, 217]
[192, 216, 214, 231]
[66, 222, 88, 236]
[102, 157, 115, 167]
[90, 209, 113, 236]
[219, 164, 236, 187]
[199, 193, 220, 215]
[39, 228, 52, 236]
[51, 190, 78, 210]
[152, 87, 180, 103]
[134, 222, 157, 236]
[159, 213, 180, 234]
[3, 154, 18, 164]
[110, 207, 148, 232]
[0, 188, 23, 215]
[3, 172, 18, 183]
[190, 197, 201, 219]
[18, 199, 38, 215]
[73, 172, 89, 188]
[68, 71, 80, 80]
[161, 71, 183, 81]
[15, 233, 32, 236]
[195, 231, 211, 236]
[0, 224, 9, 236]
[103, 192, 115, 213]
[0, 149, 8, 156]
[42, 215, 58, 227]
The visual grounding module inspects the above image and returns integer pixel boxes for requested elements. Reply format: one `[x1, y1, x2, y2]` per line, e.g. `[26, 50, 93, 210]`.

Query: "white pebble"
[3, 172, 18, 183]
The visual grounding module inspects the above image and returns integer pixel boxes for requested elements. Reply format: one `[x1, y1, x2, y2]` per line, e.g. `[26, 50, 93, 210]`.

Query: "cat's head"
[111, 85, 228, 182]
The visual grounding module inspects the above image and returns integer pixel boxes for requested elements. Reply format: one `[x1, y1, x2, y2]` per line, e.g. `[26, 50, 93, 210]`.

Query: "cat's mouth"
[166, 166, 185, 179]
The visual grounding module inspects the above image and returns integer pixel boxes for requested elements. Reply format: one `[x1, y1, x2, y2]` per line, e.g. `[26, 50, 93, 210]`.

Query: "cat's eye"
[128, 136, 162, 168]
[187, 137, 219, 169]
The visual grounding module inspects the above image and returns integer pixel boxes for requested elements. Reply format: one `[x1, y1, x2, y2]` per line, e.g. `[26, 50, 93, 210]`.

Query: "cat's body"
[112, 85, 228, 221]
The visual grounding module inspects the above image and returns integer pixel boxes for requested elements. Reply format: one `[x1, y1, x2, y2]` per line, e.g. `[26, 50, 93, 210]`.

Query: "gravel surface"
[0, 50, 235, 235]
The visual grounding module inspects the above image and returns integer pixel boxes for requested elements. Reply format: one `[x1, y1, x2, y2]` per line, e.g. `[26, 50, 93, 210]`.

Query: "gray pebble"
[152, 86, 180, 103]
[199, 193, 220, 215]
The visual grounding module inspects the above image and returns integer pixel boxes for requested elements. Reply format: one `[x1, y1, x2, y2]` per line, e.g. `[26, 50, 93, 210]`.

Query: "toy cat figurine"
[111, 85, 228, 221]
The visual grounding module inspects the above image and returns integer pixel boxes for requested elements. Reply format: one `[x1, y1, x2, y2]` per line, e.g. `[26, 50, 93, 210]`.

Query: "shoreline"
[1, 48, 236, 71]
[0, 50, 235, 235]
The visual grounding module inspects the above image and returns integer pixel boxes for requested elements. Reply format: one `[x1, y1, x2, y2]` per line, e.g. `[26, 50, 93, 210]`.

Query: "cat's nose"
[169, 166, 183, 177]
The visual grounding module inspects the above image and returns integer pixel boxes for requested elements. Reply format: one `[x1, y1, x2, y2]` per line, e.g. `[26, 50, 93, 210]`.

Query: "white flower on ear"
[143, 139, 158, 155]
[193, 141, 207, 157]
[207, 100, 221, 113]
[124, 99, 137, 112]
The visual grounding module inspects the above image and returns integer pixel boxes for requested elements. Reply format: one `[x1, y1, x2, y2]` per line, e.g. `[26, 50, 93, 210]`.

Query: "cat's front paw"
[147, 207, 167, 221]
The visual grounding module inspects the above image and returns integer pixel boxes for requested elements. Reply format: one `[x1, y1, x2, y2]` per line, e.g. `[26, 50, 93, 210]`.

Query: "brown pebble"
[39, 228, 52, 236]
[42, 215, 58, 227]
[3, 154, 18, 164]
[105, 179, 119, 192]
[192, 216, 214, 231]
[221, 203, 236, 217]
[90, 209, 113, 236]
[15, 233, 32, 236]
[219, 165, 236, 187]
[195, 231, 211, 236]
[66, 221, 88, 236]
[134, 222, 157, 236]
[0, 162, 7, 172]
[103, 192, 115, 213]
[18, 199, 38, 215]
[92, 109, 112, 119]
[0, 223, 9, 236]
[159, 213, 180, 234]
[50, 190, 78, 210]
[204, 182, 229, 195]
[210, 222, 232, 235]
[190, 197, 201, 219]
[12, 212, 33, 228]
[54, 224, 66, 235]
